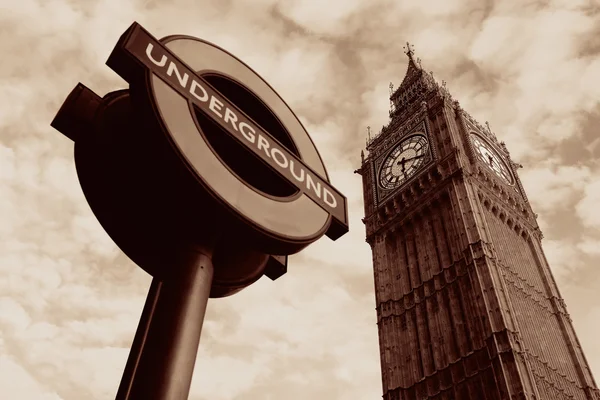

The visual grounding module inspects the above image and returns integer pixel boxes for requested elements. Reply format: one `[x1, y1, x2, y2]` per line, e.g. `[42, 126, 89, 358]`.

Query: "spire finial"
[485, 121, 491, 132]
[403, 42, 415, 61]
[416, 57, 422, 68]
[367, 126, 371, 140]
[389, 82, 394, 95]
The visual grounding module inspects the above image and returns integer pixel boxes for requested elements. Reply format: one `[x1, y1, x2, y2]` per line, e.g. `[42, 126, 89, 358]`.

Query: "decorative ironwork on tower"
[403, 41, 415, 60]
[366, 42, 449, 150]
[365, 43, 504, 154]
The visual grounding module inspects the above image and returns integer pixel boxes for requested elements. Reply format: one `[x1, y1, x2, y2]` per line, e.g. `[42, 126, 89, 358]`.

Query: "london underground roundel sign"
[106, 23, 348, 252]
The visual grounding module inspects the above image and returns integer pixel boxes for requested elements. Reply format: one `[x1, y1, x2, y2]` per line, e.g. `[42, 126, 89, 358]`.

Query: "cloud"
[519, 162, 591, 214]
[276, 0, 366, 35]
[1, 0, 600, 399]
[577, 237, 600, 256]
[543, 239, 586, 283]
[0, 356, 63, 400]
[576, 177, 600, 230]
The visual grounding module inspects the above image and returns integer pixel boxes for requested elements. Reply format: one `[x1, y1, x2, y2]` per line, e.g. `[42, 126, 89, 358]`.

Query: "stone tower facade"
[356, 44, 599, 400]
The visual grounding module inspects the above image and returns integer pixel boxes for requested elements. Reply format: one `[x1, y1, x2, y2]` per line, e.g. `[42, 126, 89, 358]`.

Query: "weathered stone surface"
[359, 50, 600, 400]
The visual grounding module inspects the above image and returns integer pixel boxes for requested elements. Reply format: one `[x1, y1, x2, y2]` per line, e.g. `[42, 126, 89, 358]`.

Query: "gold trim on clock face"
[379, 134, 429, 190]
[470, 134, 514, 185]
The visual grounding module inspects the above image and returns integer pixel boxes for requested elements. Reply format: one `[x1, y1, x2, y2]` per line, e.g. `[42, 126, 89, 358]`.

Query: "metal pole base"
[116, 246, 214, 400]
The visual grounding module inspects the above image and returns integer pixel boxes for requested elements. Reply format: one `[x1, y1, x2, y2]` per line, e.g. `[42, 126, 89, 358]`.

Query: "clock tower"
[356, 44, 600, 400]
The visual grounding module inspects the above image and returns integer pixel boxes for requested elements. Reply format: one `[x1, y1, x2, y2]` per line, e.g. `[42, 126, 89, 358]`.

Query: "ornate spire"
[390, 42, 422, 101]
[403, 42, 415, 61]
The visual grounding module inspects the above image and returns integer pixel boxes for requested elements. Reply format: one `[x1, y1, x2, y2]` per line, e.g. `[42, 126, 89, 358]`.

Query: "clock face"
[470, 134, 514, 185]
[379, 134, 429, 190]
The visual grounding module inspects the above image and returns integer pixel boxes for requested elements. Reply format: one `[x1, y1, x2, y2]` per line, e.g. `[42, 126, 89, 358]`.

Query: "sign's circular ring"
[150, 36, 331, 243]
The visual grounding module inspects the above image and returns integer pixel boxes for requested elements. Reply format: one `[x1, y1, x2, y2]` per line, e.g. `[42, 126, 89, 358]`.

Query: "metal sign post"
[116, 248, 213, 400]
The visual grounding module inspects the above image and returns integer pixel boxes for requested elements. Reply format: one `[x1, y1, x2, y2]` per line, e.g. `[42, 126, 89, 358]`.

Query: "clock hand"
[406, 154, 425, 162]
[396, 154, 425, 165]
[400, 158, 407, 173]
[397, 157, 407, 169]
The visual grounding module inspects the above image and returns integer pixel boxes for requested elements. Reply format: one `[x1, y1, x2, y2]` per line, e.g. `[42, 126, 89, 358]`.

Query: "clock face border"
[469, 133, 515, 186]
[378, 134, 429, 190]
[374, 128, 433, 204]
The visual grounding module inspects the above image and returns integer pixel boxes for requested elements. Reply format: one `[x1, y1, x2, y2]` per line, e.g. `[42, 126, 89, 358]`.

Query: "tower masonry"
[355, 43, 600, 400]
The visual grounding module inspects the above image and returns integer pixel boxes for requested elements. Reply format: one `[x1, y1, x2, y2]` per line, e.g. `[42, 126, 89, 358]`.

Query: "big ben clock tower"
[356, 43, 600, 400]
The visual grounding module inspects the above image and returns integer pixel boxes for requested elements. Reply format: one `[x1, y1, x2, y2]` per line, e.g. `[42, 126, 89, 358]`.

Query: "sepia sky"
[1, 0, 600, 399]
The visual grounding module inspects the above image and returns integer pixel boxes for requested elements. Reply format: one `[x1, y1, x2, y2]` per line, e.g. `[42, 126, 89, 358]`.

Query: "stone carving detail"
[376, 257, 469, 320]
[367, 110, 429, 158]
[477, 187, 537, 229]
[382, 341, 497, 400]
[367, 56, 456, 156]
[497, 261, 555, 315]
[519, 350, 583, 399]
[365, 155, 459, 242]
